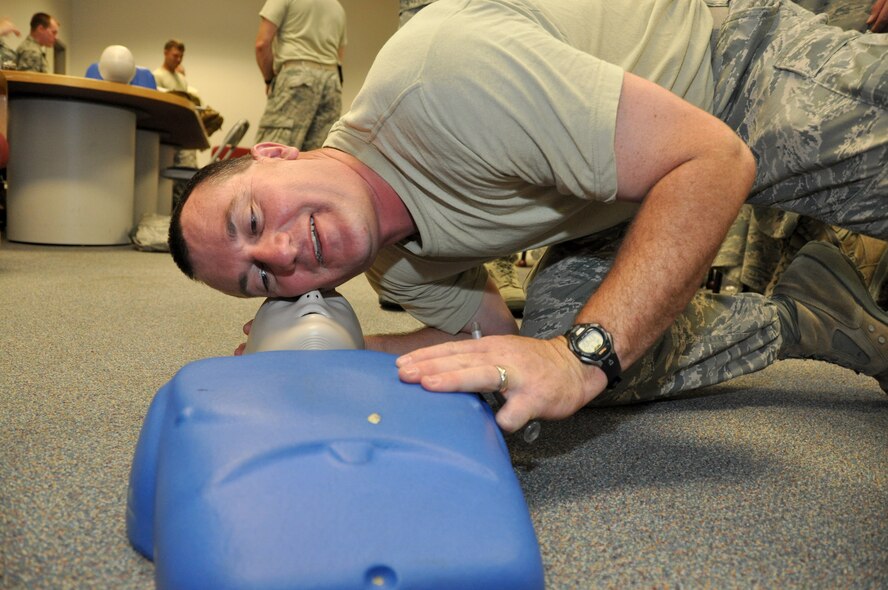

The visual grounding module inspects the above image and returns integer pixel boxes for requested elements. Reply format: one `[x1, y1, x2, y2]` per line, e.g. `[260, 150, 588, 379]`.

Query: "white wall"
[6, 0, 399, 164]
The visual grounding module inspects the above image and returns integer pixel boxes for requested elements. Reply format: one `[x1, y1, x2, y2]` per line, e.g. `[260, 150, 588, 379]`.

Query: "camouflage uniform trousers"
[713, 0, 885, 293]
[521, 0, 887, 406]
[399, 0, 437, 27]
[715, 0, 887, 236]
[792, 0, 873, 31]
[713, 205, 887, 295]
[254, 63, 342, 151]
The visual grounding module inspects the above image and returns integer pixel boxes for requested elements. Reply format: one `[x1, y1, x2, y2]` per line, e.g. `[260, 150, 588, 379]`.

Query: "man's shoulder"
[16, 36, 38, 53]
[367, 244, 488, 334]
[15, 36, 44, 72]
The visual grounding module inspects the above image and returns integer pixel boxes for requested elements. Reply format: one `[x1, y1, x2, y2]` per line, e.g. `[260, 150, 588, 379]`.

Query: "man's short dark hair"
[164, 39, 185, 52]
[30, 13, 52, 32]
[168, 156, 252, 280]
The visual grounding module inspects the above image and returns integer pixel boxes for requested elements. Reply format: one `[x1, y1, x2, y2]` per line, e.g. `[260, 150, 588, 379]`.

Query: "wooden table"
[2, 71, 209, 245]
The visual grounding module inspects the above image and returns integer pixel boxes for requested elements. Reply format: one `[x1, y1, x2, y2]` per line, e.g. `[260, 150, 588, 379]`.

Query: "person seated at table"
[16, 12, 59, 73]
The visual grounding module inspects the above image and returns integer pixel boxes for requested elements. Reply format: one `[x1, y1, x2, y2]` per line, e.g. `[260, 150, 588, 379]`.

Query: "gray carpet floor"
[1, 240, 885, 589]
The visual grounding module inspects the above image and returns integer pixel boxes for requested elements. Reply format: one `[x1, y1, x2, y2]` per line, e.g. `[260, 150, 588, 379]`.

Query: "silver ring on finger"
[494, 365, 509, 394]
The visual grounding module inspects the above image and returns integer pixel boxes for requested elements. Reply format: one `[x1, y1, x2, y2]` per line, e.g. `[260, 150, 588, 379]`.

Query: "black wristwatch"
[564, 323, 622, 389]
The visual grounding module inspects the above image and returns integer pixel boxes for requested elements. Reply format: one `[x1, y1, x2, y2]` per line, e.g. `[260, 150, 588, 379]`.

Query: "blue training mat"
[127, 350, 544, 590]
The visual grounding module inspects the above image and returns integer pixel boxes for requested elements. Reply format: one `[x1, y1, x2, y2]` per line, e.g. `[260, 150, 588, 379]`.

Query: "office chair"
[161, 118, 250, 182]
[85, 63, 158, 90]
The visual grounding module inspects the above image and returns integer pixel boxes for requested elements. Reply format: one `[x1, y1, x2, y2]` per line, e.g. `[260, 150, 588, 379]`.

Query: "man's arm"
[579, 72, 754, 369]
[396, 72, 755, 432]
[0, 18, 20, 38]
[255, 17, 277, 86]
[869, 0, 887, 31]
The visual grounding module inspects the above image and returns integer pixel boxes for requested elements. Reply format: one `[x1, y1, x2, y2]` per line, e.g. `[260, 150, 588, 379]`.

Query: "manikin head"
[98, 45, 136, 84]
[242, 289, 364, 353]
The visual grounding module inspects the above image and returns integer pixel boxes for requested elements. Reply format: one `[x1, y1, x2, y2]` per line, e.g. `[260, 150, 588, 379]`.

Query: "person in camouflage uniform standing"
[15, 13, 59, 73]
[255, 0, 346, 151]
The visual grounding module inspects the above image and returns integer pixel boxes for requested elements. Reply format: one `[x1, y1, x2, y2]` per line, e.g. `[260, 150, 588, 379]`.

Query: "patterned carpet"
[1, 241, 885, 589]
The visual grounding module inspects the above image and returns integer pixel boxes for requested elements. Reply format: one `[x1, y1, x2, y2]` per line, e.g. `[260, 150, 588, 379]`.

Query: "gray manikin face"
[242, 290, 364, 353]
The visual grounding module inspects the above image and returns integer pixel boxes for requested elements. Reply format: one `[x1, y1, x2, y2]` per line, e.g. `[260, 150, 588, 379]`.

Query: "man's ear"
[251, 142, 301, 161]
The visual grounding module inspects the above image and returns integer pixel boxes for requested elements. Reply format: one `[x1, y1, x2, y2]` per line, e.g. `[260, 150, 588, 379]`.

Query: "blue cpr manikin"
[126, 291, 543, 589]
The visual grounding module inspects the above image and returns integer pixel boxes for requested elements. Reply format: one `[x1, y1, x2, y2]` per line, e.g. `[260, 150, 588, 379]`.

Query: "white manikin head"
[242, 290, 364, 353]
[98, 45, 136, 83]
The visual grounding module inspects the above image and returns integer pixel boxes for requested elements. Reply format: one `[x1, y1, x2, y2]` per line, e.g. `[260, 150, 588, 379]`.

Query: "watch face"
[578, 328, 605, 354]
[567, 324, 621, 388]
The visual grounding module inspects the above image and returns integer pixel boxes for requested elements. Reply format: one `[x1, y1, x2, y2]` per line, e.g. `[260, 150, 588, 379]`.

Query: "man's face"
[163, 47, 183, 72]
[34, 19, 59, 47]
[181, 153, 382, 298]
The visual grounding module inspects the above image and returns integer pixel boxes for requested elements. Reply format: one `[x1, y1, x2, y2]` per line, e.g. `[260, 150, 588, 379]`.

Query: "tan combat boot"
[772, 240, 888, 392]
[486, 256, 526, 316]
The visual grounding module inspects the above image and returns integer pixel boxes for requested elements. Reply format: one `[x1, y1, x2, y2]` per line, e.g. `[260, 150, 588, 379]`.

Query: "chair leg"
[516, 251, 528, 267]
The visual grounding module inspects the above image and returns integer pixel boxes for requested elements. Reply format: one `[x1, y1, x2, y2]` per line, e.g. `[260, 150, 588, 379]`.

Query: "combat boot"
[829, 227, 888, 287]
[771, 240, 888, 392]
[486, 256, 525, 316]
[869, 247, 888, 310]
